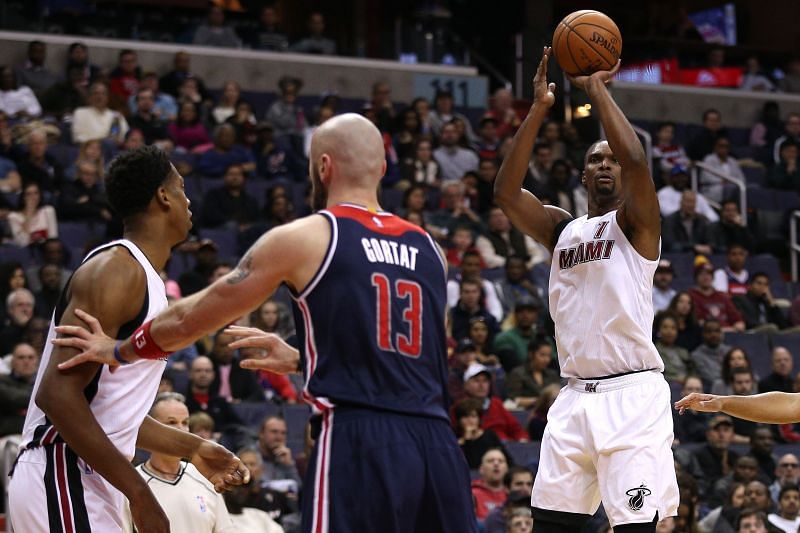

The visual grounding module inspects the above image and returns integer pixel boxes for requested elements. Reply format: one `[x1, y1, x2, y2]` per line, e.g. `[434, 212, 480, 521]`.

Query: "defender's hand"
[674, 392, 724, 415]
[533, 46, 556, 109]
[225, 326, 300, 374]
[52, 309, 121, 371]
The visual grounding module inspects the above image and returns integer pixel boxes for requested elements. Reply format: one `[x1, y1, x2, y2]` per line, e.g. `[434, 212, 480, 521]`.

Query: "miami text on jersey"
[558, 239, 615, 270]
[361, 237, 420, 271]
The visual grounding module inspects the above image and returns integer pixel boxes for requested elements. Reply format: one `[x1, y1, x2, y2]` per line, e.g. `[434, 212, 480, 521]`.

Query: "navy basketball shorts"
[301, 406, 478, 533]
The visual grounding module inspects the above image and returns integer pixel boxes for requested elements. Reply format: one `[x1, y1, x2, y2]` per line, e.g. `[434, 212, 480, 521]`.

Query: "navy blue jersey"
[291, 203, 450, 421]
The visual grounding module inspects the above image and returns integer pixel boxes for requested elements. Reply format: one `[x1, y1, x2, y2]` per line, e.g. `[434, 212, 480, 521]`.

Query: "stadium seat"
[282, 404, 311, 442]
[504, 441, 541, 467]
[723, 331, 771, 378]
[380, 189, 404, 212]
[742, 166, 766, 187]
[231, 401, 281, 428]
[0, 244, 34, 267]
[197, 227, 237, 261]
[58, 221, 99, 251]
[511, 409, 528, 430]
[244, 179, 271, 210]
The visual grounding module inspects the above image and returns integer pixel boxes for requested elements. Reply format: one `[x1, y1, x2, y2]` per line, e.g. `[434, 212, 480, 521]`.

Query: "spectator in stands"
[662, 190, 714, 254]
[768, 484, 800, 533]
[248, 6, 289, 51]
[108, 49, 140, 110]
[129, 72, 177, 122]
[58, 160, 112, 222]
[744, 481, 776, 518]
[26, 238, 70, 293]
[493, 297, 546, 371]
[734, 274, 789, 332]
[728, 367, 759, 441]
[485, 87, 520, 140]
[697, 482, 746, 533]
[262, 192, 295, 230]
[0, 66, 41, 118]
[17, 129, 62, 193]
[199, 163, 259, 229]
[751, 102, 784, 164]
[712, 348, 757, 395]
[39, 65, 87, 119]
[653, 122, 690, 182]
[693, 414, 739, 494]
[472, 448, 510, 522]
[658, 164, 718, 222]
[224, 481, 284, 532]
[687, 108, 728, 161]
[750, 426, 778, 483]
[484, 479, 534, 533]
[737, 507, 770, 533]
[160, 51, 209, 101]
[461, 363, 526, 441]
[14, 41, 59, 97]
[32, 263, 60, 319]
[0, 263, 27, 323]
[433, 121, 479, 182]
[653, 259, 677, 312]
[210, 80, 240, 126]
[689, 260, 745, 330]
[121, 128, 145, 153]
[541, 158, 583, 216]
[71, 82, 129, 145]
[193, 5, 242, 48]
[236, 448, 297, 529]
[0, 154, 21, 195]
[505, 337, 559, 409]
[768, 139, 800, 191]
[196, 124, 256, 177]
[253, 122, 300, 181]
[429, 88, 476, 142]
[655, 312, 693, 383]
[121, 392, 235, 532]
[429, 180, 483, 235]
[527, 142, 553, 190]
[446, 225, 480, 268]
[447, 250, 502, 318]
[225, 99, 257, 147]
[468, 317, 502, 368]
[169, 100, 211, 151]
[188, 411, 215, 441]
[450, 278, 500, 341]
[250, 299, 294, 341]
[779, 59, 800, 94]
[668, 291, 704, 351]
[392, 107, 421, 161]
[184, 356, 243, 432]
[494, 255, 544, 318]
[454, 397, 509, 469]
[257, 415, 301, 494]
[710, 200, 756, 253]
[208, 328, 263, 402]
[0, 288, 34, 354]
[740, 56, 777, 92]
[473, 116, 500, 161]
[673, 376, 709, 444]
[701, 135, 745, 204]
[448, 338, 479, 401]
[770, 456, 800, 501]
[8, 182, 57, 247]
[712, 456, 766, 509]
[265, 76, 306, 144]
[368, 81, 395, 134]
[0, 342, 38, 436]
[400, 138, 441, 187]
[714, 244, 750, 296]
[65, 42, 100, 89]
[758, 347, 794, 394]
[178, 239, 219, 296]
[772, 114, 800, 165]
[691, 319, 731, 388]
[528, 383, 559, 441]
[540, 121, 566, 161]
[290, 11, 337, 55]
[128, 87, 171, 146]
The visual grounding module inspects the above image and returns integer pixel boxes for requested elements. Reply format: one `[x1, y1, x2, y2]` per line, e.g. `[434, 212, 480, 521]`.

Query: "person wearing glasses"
[770, 455, 800, 501]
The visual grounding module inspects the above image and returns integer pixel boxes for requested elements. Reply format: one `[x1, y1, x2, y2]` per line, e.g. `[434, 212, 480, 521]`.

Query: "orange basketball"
[553, 10, 622, 77]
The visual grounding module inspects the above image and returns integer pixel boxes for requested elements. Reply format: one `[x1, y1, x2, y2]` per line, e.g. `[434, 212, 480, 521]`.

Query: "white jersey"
[549, 210, 663, 378]
[122, 462, 236, 533]
[20, 239, 167, 460]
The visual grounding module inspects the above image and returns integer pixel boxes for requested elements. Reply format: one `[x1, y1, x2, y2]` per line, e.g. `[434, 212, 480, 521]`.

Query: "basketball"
[553, 10, 622, 77]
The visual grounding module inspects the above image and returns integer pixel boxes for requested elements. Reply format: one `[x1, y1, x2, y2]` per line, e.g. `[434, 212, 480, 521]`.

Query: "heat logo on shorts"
[625, 484, 651, 511]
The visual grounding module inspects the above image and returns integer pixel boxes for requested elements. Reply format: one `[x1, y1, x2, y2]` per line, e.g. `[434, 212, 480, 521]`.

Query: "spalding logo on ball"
[553, 10, 622, 77]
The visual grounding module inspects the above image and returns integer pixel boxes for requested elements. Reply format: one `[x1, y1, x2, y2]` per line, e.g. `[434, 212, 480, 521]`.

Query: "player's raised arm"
[568, 64, 660, 259]
[676, 391, 800, 424]
[494, 47, 572, 252]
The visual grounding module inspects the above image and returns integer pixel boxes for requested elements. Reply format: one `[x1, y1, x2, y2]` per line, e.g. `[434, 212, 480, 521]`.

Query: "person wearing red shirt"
[458, 363, 528, 441]
[108, 49, 140, 112]
[689, 261, 745, 332]
[471, 448, 509, 521]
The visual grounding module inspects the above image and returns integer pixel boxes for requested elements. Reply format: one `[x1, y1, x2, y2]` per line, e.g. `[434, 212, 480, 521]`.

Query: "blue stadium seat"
[244, 179, 271, 210]
[381, 188, 405, 212]
[511, 409, 528, 430]
[723, 331, 771, 378]
[481, 267, 505, 283]
[742, 166, 766, 187]
[197, 227, 238, 261]
[58, 221, 99, 251]
[47, 144, 78, 169]
[0, 244, 35, 267]
[504, 441, 541, 467]
[282, 404, 311, 442]
[747, 254, 783, 282]
[662, 253, 695, 281]
[231, 401, 281, 429]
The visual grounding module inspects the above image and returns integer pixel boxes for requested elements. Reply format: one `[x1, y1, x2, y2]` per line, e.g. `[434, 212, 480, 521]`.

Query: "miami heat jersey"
[549, 210, 663, 378]
[20, 239, 168, 460]
[291, 203, 449, 420]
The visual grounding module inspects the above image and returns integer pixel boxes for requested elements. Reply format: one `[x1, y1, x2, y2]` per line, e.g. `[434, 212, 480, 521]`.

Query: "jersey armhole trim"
[424, 231, 447, 282]
[552, 217, 574, 247]
[292, 211, 338, 300]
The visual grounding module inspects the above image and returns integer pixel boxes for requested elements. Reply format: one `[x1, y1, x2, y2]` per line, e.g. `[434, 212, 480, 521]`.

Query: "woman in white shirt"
[8, 182, 57, 246]
[0, 66, 41, 118]
[212, 81, 240, 125]
[71, 82, 129, 144]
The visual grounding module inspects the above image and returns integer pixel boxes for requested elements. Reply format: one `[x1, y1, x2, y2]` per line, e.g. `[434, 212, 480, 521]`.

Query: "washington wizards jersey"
[291, 203, 450, 421]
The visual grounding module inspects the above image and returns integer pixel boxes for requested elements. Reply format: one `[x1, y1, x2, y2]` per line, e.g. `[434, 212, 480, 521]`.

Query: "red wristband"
[131, 320, 172, 360]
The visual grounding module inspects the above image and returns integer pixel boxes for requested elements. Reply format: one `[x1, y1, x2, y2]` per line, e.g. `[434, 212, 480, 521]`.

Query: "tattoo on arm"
[226, 252, 253, 285]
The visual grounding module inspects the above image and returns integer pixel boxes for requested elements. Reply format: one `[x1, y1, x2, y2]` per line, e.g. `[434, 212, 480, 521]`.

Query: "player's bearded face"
[311, 165, 328, 212]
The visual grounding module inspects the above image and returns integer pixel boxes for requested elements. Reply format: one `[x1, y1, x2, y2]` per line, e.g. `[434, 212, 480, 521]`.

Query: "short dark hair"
[461, 250, 481, 261]
[779, 483, 800, 501]
[453, 397, 483, 420]
[731, 366, 753, 380]
[106, 146, 173, 219]
[527, 337, 550, 354]
[118, 49, 136, 59]
[28, 40, 45, 51]
[503, 466, 532, 488]
[749, 272, 770, 284]
[533, 141, 551, 153]
[703, 108, 721, 121]
[736, 508, 767, 531]
[657, 121, 676, 131]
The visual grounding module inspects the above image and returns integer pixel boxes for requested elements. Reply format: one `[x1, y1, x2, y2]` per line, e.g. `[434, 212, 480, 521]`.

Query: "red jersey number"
[370, 273, 423, 358]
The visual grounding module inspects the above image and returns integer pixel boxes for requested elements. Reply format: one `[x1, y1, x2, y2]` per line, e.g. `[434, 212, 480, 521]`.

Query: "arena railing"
[691, 161, 747, 225]
[790, 211, 800, 282]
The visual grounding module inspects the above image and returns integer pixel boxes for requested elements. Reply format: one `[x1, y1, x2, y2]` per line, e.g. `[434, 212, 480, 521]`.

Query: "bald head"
[310, 113, 385, 188]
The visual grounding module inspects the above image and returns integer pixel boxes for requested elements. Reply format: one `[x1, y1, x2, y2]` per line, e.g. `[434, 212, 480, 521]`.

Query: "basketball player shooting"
[51, 113, 478, 532]
[494, 47, 679, 532]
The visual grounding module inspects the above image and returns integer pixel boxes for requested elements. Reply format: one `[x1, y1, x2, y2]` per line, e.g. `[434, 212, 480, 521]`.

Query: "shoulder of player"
[69, 247, 146, 313]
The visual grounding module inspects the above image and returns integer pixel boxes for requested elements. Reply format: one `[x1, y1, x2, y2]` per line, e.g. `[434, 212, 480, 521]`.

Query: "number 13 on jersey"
[371, 273, 423, 358]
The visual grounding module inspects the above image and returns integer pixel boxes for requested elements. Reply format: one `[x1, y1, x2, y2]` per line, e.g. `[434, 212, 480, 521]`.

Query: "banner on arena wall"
[688, 3, 737, 45]
[678, 67, 743, 87]
[615, 60, 742, 88]
[413, 73, 488, 110]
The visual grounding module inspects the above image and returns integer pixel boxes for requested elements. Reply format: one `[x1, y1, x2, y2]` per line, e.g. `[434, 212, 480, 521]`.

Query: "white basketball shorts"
[531, 370, 679, 527]
[8, 443, 125, 532]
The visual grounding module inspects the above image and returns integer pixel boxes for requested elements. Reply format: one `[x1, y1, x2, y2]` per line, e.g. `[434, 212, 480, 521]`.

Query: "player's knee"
[532, 507, 591, 533]
[614, 513, 658, 533]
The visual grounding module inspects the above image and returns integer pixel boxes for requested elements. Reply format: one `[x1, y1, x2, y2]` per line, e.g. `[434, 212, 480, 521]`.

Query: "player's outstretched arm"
[224, 326, 300, 374]
[38, 251, 170, 532]
[569, 64, 660, 259]
[137, 416, 249, 492]
[494, 46, 571, 252]
[676, 391, 800, 424]
[53, 215, 330, 369]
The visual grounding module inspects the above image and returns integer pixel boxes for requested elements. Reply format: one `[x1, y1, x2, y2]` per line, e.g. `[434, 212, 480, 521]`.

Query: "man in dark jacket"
[733, 273, 789, 331]
[208, 329, 263, 402]
[199, 164, 259, 229]
[0, 342, 38, 436]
